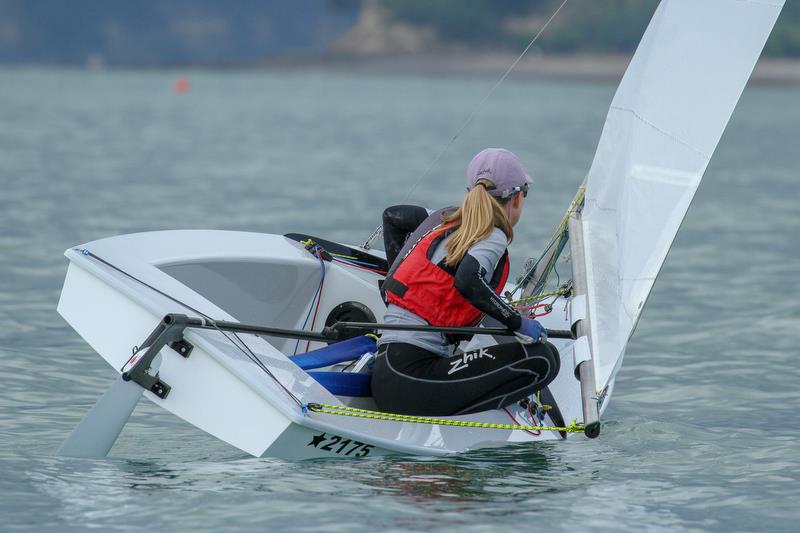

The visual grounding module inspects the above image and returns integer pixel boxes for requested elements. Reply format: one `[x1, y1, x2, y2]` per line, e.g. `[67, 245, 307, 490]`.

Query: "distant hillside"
[333, 0, 800, 57]
[0, 0, 359, 66]
[1, 0, 797, 66]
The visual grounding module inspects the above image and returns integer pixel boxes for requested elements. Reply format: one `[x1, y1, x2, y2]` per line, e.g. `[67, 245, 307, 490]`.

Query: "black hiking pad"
[284, 233, 389, 273]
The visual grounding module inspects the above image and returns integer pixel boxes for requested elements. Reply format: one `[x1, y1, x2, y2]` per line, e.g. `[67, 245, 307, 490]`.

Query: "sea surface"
[0, 67, 798, 532]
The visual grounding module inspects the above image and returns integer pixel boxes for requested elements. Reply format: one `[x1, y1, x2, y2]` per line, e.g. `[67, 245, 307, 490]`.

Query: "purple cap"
[467, 148, 533, 198]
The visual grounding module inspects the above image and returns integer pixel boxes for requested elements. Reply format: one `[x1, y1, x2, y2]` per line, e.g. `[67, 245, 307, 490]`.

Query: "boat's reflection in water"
[31, 440, 608, 529]
[348, 443, 588, 504]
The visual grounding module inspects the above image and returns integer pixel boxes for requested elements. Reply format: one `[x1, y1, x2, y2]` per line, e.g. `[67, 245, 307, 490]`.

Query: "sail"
[581, 0, 784, 390]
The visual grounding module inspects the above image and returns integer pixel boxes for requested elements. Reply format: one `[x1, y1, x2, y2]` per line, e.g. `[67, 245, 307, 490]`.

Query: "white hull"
[58, 230, 602, 459]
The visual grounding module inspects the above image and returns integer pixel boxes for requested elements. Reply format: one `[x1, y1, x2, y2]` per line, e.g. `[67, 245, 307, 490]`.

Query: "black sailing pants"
[371, 341, 561, 416]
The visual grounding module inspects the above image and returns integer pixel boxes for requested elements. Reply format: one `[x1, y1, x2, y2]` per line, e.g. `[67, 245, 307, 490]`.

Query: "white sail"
[581, 0, 784, 390]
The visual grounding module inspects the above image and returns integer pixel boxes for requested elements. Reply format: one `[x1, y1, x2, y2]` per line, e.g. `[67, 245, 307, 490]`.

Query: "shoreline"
[261, 52, 800, 86]
[3, 53, 799, 86]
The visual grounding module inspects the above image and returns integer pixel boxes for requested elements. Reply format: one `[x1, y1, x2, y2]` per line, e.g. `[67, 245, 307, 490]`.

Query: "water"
[0, 67, 798, 532]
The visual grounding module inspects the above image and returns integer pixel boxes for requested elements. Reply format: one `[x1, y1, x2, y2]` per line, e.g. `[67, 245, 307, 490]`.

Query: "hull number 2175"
[307, 432, 373, 456]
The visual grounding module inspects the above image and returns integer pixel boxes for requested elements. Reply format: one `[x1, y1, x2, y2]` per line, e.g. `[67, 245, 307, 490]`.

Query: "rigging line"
[210, 320, 305, 408]
[200, 311, 303, 406]
[404, 0, 570, 202]
[304, 251, 327, 353]
[78, 249, 211, 320]
[228, 329, 305, 408]
[363, 0, 571, 249]
[509, 184, 585, 296]
[294, 248, 326, 355]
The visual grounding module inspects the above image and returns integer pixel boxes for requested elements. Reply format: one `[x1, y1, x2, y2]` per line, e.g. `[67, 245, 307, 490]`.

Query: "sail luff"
[580, 0, 784, 390]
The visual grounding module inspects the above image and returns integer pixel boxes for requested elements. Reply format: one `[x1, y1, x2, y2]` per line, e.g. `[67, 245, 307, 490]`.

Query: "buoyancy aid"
[382, 217, 510, 329]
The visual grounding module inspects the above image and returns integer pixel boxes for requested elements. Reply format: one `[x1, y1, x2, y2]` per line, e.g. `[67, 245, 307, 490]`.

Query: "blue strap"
[306, 371, 372, 397]
[289, 335, 377, 370]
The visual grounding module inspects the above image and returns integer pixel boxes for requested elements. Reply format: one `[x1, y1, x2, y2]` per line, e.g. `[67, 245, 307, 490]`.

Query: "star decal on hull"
[308, 432, 326, 447]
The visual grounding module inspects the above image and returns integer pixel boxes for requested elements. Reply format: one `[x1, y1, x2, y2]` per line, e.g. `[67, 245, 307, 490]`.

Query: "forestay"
[580, 0, 784, 390]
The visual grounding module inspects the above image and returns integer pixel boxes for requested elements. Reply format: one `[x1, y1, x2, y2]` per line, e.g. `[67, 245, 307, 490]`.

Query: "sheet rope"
[303, 402, 586, 434]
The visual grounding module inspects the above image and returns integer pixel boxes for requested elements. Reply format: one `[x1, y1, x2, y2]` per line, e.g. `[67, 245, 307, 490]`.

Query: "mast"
[567, 208, 600, 438]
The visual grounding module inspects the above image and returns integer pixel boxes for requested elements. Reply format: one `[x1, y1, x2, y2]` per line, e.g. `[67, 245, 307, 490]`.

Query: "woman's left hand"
[514, 317, 547, 344]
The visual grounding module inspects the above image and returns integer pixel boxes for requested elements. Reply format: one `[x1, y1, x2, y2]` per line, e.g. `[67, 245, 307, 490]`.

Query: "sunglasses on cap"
[499, 183, 529, 199]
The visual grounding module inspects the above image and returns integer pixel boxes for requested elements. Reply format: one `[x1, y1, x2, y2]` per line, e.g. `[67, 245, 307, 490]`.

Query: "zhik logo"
[448, 348, 495, 375]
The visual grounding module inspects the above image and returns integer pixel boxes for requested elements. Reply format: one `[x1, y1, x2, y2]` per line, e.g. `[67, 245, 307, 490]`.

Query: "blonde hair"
[441, 179, 513, 268]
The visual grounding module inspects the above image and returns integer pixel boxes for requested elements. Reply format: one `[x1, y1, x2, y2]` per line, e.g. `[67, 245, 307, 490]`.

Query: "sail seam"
[609, 105, 711, 161]
[584, 197, 616, 213]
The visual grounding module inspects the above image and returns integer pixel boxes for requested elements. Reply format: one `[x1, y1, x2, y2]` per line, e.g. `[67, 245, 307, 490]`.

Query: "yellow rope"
[555, 186, 586, 239]
[305, 403, 585, 433]
[537, 186, 586, 268]
[508, 289, 567, 306]
[330, 252, 358, 260]
[534, 390, 552, 412]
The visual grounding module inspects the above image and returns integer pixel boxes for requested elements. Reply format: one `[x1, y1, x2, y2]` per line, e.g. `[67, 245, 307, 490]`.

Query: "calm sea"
[0, 67, 798, 532]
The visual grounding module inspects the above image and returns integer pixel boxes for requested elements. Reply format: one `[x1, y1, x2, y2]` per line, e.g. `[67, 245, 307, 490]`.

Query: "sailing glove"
[515, 317, 546, 344]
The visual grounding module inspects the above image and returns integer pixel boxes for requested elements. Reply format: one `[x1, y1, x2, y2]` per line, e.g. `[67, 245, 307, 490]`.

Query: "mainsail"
[580, 0, 784, 391]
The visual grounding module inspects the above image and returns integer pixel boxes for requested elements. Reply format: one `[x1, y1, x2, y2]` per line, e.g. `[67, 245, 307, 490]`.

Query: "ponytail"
[441, 179, 513, 268]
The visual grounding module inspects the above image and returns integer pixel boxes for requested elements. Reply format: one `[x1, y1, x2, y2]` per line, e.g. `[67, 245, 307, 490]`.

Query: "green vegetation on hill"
[764, 2, 800, 56]
[358, 0, 800, 57]
[513, 0, 660, 53]
[379, 0, 531, 44]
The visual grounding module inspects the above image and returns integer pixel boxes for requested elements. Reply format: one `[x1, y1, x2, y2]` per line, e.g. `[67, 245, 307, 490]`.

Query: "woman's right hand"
[515, 317, 546, 344]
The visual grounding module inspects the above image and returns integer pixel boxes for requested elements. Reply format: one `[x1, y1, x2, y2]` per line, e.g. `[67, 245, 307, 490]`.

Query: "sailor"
[373, 148, 561, 416]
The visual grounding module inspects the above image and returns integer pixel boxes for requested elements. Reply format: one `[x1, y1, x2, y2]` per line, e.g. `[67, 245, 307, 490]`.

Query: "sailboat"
[57, 0, 784, 460]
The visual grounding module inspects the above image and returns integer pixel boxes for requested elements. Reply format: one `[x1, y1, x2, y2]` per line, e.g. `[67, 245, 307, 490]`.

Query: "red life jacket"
[383, 225, 510, 328]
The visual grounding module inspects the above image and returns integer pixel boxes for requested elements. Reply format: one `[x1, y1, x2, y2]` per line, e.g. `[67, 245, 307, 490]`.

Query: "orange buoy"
[172, 77, 190, 94]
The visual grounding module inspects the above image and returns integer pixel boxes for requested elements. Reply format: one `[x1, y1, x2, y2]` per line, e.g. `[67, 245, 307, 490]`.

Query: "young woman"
[373, 148, 561, 416]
